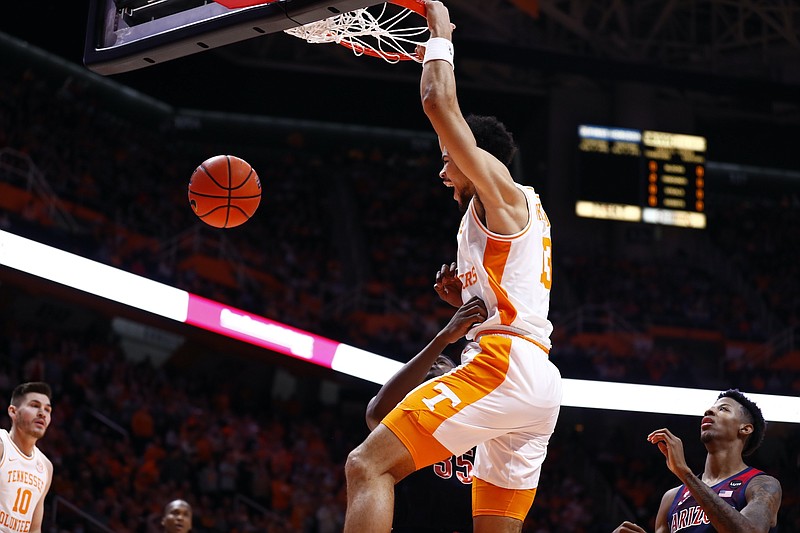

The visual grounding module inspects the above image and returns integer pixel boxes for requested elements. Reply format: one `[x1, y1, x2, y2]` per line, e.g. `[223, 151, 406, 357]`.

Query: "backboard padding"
[84, 0, 382, 75]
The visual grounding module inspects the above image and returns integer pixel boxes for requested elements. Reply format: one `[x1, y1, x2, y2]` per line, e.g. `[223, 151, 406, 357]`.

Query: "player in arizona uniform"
[365, 298, 487, 533]
[612, 389, 782, 533]
[343, 2, 562, 532]
[0, 382, 54, 533]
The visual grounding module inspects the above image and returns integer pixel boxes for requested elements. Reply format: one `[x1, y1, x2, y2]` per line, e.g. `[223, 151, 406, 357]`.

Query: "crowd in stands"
[4, 61, 800, 377]
[710, 191, 800, 332]
[0, 45, 799, 531]
[0, 312, 623, 532]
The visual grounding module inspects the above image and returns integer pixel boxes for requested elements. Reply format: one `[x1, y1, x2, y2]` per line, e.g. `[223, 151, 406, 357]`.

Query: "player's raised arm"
[419, 0, 527, 235]
[365, 297, 487, 430]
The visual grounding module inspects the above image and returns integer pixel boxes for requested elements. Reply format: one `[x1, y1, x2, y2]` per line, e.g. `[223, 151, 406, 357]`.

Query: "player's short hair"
[10, 382, 52, 407]
[425, 354, 457, 381]
[718, 389, 765, 456]
[465, 114, 518, 166]
[163, 499, 192, 516]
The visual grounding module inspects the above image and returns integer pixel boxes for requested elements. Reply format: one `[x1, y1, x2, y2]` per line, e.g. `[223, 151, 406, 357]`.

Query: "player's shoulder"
[39, 451, 54, 483]
[36, 446, 53, 470]
[744, 473, 782, 519]
[661, 485, 682, 504]
[748, 472, 782, 492]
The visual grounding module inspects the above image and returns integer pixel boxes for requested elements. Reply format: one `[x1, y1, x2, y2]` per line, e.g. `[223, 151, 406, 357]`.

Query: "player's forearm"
[681, 475, 759, 533]
[366, 333, 453, 427]
[420, 59, 457, 119]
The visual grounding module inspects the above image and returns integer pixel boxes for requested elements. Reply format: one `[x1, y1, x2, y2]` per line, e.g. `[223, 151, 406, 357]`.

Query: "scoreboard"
[575, 125, 707, 229]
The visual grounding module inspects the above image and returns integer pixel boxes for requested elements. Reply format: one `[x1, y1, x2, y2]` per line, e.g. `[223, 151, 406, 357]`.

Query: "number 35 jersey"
[393, 448, 475, 533]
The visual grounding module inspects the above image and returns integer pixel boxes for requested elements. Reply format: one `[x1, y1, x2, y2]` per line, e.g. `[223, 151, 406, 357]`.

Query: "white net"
[284, 3, 429, 63]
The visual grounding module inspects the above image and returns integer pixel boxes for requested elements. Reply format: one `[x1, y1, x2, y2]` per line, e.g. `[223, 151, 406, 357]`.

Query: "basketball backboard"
[83, 0, 379, 75]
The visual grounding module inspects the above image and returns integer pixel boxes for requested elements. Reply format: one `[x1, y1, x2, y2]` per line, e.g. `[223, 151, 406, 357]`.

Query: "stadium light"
[1, 229, 797, 423]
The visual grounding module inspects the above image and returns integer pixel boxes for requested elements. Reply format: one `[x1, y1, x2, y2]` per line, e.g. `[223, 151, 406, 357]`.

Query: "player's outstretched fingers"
[613, 522, 648, 533]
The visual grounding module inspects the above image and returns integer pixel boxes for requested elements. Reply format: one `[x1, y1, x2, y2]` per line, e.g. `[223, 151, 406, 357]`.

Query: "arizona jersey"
[0, 429, 49, 533]
[667, 467, 777, 532]
[393, 448, 474, 533]
[457, 184, 553, 348]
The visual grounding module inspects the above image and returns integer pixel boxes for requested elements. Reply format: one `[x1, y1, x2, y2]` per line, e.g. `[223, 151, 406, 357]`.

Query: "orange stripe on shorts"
[383, 335, 513, 469]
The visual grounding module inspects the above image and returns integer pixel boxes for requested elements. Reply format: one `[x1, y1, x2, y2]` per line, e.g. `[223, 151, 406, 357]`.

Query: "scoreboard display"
[575, 125, 707, 229]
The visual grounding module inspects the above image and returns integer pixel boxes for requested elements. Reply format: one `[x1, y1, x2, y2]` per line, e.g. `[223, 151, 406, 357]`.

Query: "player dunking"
[612, 389, 781, 533]
[343, 2, 562, 532]
[0, 382, 54, 533]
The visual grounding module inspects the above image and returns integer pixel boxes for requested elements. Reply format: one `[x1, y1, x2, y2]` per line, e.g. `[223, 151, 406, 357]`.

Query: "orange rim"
[390, 0, 426, 16]
[338, 0, 428, 61]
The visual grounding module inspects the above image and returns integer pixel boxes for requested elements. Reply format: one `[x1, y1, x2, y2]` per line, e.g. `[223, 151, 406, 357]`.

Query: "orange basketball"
[188, 155, 261, 228]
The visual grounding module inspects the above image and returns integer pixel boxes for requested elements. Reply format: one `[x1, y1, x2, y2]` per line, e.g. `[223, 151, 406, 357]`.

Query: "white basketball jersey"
[0, 429, 49, 532]
[457, 185, 553, 348]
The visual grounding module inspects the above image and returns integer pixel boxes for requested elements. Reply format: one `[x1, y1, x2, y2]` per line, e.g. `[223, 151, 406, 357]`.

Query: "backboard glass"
[83, 0, 379, 75]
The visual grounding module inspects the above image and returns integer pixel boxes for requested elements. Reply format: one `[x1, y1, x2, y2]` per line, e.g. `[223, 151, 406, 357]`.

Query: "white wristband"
[423, 37, 454, 68]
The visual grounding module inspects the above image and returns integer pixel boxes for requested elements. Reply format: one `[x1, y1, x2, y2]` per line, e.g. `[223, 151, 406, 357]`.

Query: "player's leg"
[473, 516, 524, 533]
[470, 422, 559, 532]
[346, 355, 493, 533]
[472, 477, 535, 533]
[344, 424, 416, 533]
[468, 335, 562, 532]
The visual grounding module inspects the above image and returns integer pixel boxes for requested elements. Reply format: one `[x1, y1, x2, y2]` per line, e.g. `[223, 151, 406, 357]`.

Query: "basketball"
[188, 155, 262, 228]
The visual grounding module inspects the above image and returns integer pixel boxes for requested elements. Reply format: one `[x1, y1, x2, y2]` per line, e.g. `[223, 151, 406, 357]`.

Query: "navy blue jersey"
[667, 466, 777, 532]
[393, 448, 474, 533]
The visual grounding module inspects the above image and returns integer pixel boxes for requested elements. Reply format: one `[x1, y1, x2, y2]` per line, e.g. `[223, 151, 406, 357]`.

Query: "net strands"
[284, 3, 429, 63]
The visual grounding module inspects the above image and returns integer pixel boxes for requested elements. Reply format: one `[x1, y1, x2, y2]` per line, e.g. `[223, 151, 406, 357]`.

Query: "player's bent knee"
[472, 477, 537, 522]
[344, 445, 373, 484]
[344, 444, 375, 484]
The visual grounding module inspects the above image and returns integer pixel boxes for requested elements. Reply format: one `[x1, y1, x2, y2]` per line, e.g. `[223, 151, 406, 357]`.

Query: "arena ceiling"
[4, 0, 800, 127]
[202, 0, 800, 105]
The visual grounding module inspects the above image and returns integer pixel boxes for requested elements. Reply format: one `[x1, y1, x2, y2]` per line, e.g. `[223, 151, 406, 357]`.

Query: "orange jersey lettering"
[457, 186, 553, 347]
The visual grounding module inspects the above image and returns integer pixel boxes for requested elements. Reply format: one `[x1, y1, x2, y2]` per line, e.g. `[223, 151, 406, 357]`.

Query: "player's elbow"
[365, 413, 379, 431]
[365, 398, 381, 431]
[421, 84, 452, 118]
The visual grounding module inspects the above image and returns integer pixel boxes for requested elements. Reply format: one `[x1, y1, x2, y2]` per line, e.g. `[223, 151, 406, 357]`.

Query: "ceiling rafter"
[206, 0, 800, 113]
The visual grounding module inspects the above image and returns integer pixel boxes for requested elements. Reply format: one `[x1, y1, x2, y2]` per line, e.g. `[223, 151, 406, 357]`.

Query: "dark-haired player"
[0, 382, 54, 533]
[365, 297, 487, 533]
[344, 2, 561, 532]
[613, 389, 782, 533]
[161, 499, 193, 533]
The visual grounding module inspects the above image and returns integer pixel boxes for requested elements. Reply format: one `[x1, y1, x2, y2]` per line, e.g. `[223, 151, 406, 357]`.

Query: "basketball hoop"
[284, 0, 428, 63]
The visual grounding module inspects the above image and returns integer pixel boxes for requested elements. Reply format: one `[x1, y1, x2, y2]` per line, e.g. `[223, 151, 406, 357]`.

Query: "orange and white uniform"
[384, 185, 562, 518]
[457, 185, 554, 347]
[0, 429, 50, 533]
